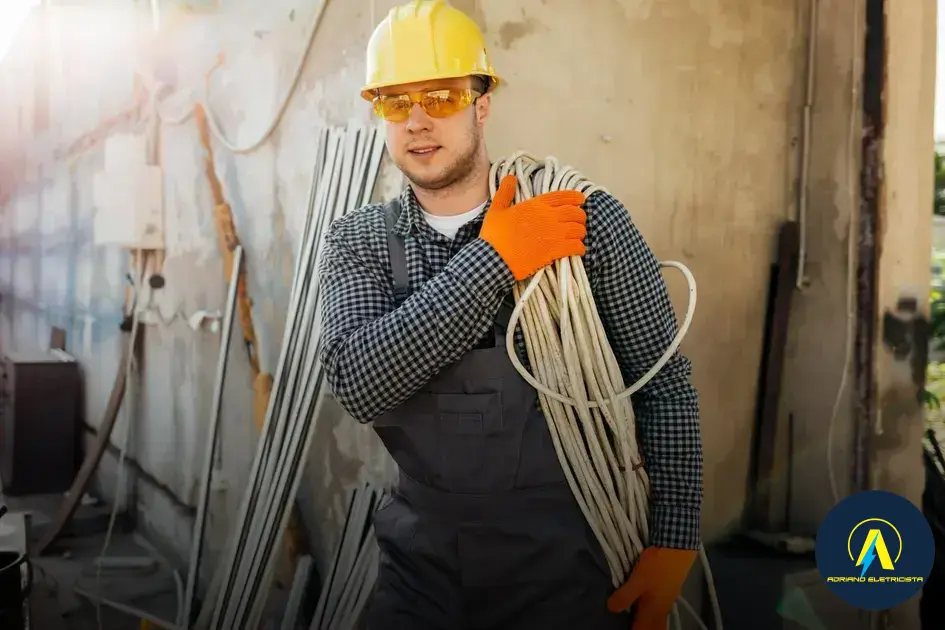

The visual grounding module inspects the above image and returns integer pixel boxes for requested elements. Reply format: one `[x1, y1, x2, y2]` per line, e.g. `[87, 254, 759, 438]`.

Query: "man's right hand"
[479, 175, 587, 281]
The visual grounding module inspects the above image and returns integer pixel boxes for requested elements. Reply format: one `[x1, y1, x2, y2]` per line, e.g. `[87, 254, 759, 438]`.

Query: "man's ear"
[476, 93, 492, 124]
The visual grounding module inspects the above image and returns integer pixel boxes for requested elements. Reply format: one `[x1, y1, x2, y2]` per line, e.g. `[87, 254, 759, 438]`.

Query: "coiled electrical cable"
[489, 152, 722, 630]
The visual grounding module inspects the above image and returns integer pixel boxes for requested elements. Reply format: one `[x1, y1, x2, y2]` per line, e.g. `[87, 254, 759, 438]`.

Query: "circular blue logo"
[815, 490, 934, 610]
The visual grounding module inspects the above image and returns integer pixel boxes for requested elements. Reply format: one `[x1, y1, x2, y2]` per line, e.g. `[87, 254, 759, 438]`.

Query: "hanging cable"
[94, 250, 144, 630]
[152, 0, 330, 154]
[490, 152, 722, 630]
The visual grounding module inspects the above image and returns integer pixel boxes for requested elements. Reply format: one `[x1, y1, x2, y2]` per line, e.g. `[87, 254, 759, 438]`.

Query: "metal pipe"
[332, 539, 379, 629]
[796, 0, 819, 288]
[244, 366, 326, 627]
[247, 129, 384, 628]
[227, 274, 325, 625]
[222, 130, 355, 626]
[219, 153, 338, 626]
[208, 141, 334, 628]
[211, 125, 386, 627]
[280, 555, 313, 630]
[182, 244, 243, 627]
[246, 128, 385, 627]
[242, 133, 378, 627]
[325, 526, 374, 628]
[361, 127, 386, 207]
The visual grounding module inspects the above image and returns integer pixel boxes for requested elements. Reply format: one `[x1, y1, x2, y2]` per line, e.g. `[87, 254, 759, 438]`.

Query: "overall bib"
[365, 200, 628, 630]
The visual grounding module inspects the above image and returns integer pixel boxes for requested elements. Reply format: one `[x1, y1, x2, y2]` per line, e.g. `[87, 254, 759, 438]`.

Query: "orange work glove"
[479, 175, 587, 281]
[606, 547, 697, 630]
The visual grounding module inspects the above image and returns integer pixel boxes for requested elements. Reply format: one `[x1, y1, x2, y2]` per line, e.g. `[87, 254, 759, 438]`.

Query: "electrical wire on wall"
[786, 0, 859, 507]
[93, 250, 144, 630]
[826, 0, 860, 505]
[148, 0, 331, 154]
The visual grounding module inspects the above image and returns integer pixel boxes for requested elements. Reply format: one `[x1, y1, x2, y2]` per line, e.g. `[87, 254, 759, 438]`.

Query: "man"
[318, 2, 703, 628]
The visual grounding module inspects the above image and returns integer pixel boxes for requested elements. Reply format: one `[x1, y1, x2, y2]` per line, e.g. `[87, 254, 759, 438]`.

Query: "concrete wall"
[0, 0, 926, 592]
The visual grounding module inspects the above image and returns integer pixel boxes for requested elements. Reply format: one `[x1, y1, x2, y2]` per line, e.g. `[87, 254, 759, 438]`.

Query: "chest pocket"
[375, 378, 521, 493]
[374, 198, 536, 493]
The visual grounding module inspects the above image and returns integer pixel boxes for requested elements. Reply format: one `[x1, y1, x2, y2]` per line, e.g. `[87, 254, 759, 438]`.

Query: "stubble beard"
[398, 123, 483, 194]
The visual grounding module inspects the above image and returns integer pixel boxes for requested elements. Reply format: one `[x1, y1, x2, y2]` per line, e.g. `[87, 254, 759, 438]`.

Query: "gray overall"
[364, 200, 628, 630]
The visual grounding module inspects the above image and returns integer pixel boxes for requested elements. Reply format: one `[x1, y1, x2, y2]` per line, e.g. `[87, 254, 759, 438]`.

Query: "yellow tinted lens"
[374, 95, 413, 122]
[421, 89, 471, 118]
[373, 89, 480, 121]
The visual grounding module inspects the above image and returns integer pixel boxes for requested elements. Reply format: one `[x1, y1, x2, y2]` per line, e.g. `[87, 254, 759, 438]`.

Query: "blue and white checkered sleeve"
[586, 191, 704, 551]
[318, 212, 514, 423]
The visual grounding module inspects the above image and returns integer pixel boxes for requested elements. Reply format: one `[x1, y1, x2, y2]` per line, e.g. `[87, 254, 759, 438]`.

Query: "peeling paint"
[496, 18, 541, 50]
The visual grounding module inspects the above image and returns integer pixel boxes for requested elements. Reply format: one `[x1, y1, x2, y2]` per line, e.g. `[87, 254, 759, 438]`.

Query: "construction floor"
[5, 493, 182, 630]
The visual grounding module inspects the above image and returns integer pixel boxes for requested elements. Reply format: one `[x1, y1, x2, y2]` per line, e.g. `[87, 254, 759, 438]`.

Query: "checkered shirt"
[317, 184, 704, 550]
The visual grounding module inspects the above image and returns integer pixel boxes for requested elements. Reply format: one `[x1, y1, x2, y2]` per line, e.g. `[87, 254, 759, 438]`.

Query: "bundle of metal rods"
[308, 483, 385, 630]
[195, 123, 386, 630]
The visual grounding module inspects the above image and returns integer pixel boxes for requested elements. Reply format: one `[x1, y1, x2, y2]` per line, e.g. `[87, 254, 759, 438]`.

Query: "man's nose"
[405, 103, 432, 132]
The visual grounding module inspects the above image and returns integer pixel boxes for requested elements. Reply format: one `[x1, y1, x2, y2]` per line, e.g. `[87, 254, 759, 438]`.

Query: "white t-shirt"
[421, 201, 487, 239]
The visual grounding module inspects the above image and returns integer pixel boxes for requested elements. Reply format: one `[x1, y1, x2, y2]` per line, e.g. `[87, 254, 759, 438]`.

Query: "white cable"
[95, 252, 144, 630]
[152, 0, 330, 154]
[491, 153, 722, 630]
[827, 0, 859, 505]
[133, 532, 185, 628]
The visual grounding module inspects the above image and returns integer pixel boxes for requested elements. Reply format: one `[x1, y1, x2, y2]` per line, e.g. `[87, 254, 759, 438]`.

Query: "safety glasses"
[372, 88, 481, 122]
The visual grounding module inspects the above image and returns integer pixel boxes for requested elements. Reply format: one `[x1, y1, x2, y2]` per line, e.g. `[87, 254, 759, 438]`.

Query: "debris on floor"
[6, 492, 180, 630]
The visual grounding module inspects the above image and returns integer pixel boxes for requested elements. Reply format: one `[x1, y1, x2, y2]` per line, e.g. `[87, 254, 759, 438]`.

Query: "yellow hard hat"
[361, 0, 501, 101]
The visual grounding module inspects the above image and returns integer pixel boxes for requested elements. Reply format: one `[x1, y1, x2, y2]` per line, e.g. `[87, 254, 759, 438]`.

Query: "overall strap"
[385, 199, 409, 306]
[386, 196, 513, 348]
[493, 291, 515, 346]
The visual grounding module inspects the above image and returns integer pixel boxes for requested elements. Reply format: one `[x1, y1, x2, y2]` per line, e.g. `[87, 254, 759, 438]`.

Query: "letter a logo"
[854, 529, 895, 577]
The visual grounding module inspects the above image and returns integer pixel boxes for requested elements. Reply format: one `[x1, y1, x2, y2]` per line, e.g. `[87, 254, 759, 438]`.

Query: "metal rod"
[326, 522, 375, 628]
[226, 325, 321, 626]
[321, 487, 373, 624]
[222, 143, 344, 625]
[280, 555, 313, 630]
[310, 489, 382, 630]
[361, 126, 386, 207]
[310, 491, 357, 629]
[182, 244, 244, 627]
[249, 135, 385, 628]
[230, 277, 325, 625]
[246, 375, 327, 628]
[246, 128, 386, 627]
[209, 137, 337, 628]
[244, 132, 383, 627]
[349, 128, 371, 214]
[344, 542, 379, 628]
[212, 125, 386, 627]
[225, 129, 357, 625]
[795, 0, 818, 288]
